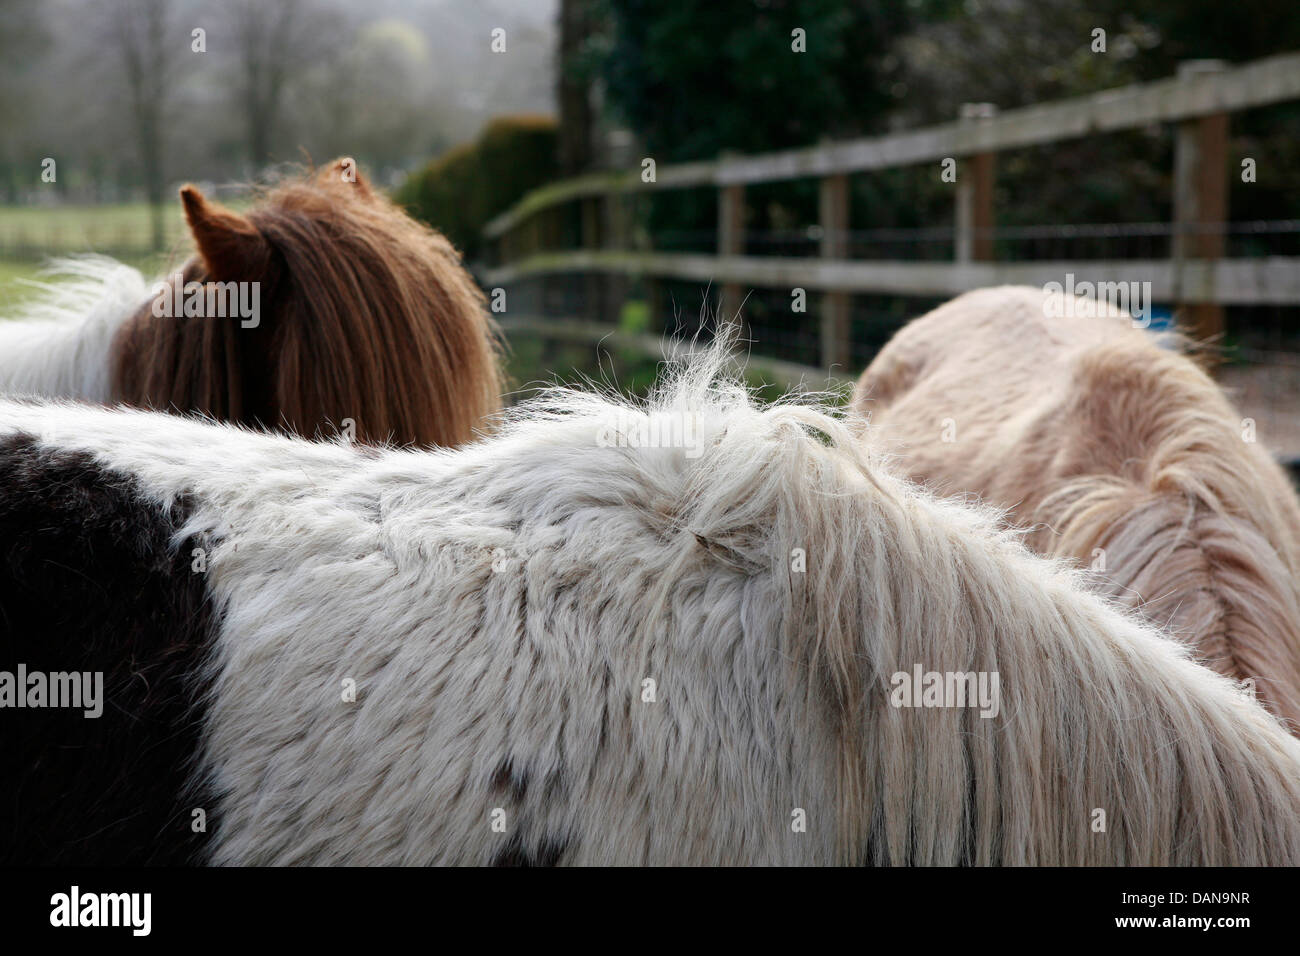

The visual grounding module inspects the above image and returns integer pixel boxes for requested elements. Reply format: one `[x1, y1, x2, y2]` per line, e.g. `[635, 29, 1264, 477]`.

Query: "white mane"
[0, 255, 147, 402]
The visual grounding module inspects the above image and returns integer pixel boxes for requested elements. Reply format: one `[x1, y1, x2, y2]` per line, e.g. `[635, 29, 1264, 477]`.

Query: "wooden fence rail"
[484, 252, 1300, 305]
[484, 52, 1300, 371]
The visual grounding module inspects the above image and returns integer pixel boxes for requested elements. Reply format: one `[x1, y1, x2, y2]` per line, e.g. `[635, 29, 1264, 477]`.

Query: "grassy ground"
[0, 258, 40, 285]
[0, 259, 49, 311]
[0, 202, 193, 262]
[0, 202, 193, 312]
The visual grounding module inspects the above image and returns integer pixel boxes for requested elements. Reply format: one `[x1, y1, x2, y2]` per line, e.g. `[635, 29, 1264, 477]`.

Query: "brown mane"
[111, 158, 502, 447]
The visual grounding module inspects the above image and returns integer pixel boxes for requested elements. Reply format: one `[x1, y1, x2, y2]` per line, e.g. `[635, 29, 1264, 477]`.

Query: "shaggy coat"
[3, 350, 1300, 865]
[851, 286, 1300, 730]
[0, 159, 501, 447]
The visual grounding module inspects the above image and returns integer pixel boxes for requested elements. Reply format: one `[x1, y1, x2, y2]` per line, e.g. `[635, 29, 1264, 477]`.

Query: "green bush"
[394, 114, 557, 262]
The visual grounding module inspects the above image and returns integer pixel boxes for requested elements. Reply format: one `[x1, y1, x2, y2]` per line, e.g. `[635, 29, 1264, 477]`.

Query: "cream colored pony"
[852, 285, 1300, 731]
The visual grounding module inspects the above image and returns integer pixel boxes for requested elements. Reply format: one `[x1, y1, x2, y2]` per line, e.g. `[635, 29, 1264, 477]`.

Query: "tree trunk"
[557, 0, 595, 176]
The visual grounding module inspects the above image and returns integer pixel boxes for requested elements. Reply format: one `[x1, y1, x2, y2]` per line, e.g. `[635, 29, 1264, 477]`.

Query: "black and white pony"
[2, 346, 1299, 865]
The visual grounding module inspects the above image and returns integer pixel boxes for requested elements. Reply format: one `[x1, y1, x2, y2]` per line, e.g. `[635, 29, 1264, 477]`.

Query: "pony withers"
[851, 285, 1300, 730]
[0, 158, 501, 448]
[3, 339, 1299, 865]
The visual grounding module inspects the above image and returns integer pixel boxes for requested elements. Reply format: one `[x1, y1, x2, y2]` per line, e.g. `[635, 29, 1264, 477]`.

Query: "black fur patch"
[490, 759, 529, 802]
[487, 758, 570, 865]
[490, 834, 569, 867]
[0, 432, 219, 864]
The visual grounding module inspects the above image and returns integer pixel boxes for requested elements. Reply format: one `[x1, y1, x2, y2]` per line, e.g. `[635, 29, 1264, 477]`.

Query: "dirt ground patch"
[1220, 361, 1300, 463]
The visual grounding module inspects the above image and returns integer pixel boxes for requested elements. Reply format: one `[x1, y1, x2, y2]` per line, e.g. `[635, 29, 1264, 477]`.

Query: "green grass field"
[0, 260, 44, 311]
[0, 203, 191, 312]
[0, 202, 193, 260]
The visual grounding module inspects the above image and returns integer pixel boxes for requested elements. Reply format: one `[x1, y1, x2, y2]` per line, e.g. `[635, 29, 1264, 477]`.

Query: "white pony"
[2, 343, 1298, 865]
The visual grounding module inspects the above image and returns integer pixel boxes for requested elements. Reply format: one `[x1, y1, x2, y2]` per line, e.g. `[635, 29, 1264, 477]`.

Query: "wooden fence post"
[581, 196, 602, 321]
[543, 205, 563, 314]
[603, 190, 630, 323]
[819, 172, 851, 370]
[718, 183, 745, 325]
[955, 103, 997, 263]
[526, 212, 543, 316]
[635, 192, 664, 332]
[499, 225, 512, 274]
[1173, 60, 1229, 351]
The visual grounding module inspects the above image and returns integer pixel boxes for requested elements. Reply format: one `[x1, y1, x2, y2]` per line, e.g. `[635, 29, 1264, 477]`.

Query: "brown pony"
[851, 285, 1300, 731]
[105, 158, 501, 447]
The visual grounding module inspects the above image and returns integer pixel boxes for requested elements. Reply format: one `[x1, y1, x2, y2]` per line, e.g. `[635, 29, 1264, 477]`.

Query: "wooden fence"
[483, 52, 1300, 371]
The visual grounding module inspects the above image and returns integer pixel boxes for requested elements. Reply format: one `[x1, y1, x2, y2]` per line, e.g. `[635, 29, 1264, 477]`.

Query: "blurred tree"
[226, 0, 342, 171]
[106, 0, 178, 250]
[394, 115, 558, 263]
[1123, 0, 1300, 75]
[557, 0, 600, 176]
[586, 0, 917, 255]
[298, 19, 442, 180]
[595, 0, 913, 163]
[0, 0, 51, 202]
[0, 0, 557, 209]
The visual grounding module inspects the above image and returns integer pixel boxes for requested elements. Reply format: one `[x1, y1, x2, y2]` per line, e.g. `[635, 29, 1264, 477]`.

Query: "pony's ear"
[180, 184, 272, 279]
[317, 156, 375, 199]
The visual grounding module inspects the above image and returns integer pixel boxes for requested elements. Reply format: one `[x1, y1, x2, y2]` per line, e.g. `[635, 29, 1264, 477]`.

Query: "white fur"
[0, 256, 147, 401]
[3, 345, 1299, 865]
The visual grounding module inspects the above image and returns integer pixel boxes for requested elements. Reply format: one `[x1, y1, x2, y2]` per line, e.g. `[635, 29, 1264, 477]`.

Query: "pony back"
[4, 350, 1300, 864]
[851, 286, 1300, 730]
